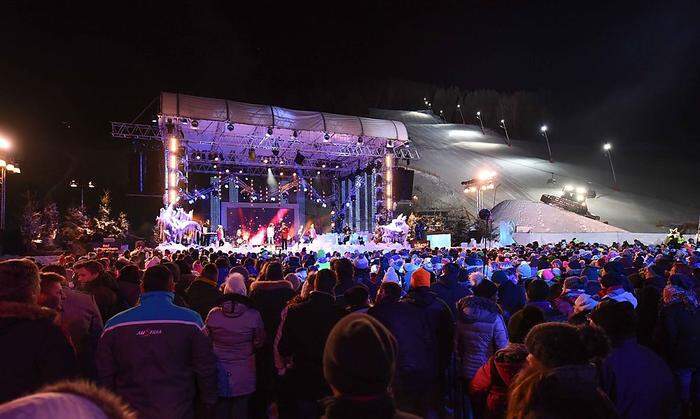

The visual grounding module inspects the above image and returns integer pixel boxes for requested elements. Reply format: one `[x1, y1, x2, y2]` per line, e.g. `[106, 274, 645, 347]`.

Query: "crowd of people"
[0, 238, 699, 419]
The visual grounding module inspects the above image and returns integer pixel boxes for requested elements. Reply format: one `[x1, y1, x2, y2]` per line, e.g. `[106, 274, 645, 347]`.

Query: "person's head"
[223, 273, 247, 296]
[468, 271, 485, 287]
[344, 285, 369, 309]
[332, 258, 355, 284]
[323, 313, 397, 397]
[589, 301, 636, 343]
[526, 279, 550, 302]
[284, 273, 301, 291]
[409, 267, 431, 289]
[74, 260, 103, 284]
[215, 257, 230, 270]
[39, 272, 65, 310]
[599, 272, 623, 289]
[118, 264, 142, 284]
[525, 322, 608, 369]
[201, 263, 218, 281]
[376, 281, 402, 304]
[508, 306, 545, 344]
[0, 259, 41, 304]
[141, 265, 174, 293]
[315, 268, 337, 293]
[473, 279, 498, 300]
[265, 262, 284, 281]
[41, 264, 68, 278]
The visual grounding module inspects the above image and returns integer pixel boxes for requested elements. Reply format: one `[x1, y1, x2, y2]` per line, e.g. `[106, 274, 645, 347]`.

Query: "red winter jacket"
[468, 343, 528, 419]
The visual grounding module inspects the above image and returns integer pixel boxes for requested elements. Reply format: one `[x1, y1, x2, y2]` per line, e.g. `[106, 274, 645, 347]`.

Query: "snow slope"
[491, 200, 626, 233]
[370, 109, 700, 233]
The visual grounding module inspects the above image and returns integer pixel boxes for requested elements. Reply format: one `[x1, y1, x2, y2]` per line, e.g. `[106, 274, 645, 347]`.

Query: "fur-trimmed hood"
[457, 295, 501, 323]
[249, 279, 292, 292]
[0, 301, 57, 321]
[0, 379, 136, 419]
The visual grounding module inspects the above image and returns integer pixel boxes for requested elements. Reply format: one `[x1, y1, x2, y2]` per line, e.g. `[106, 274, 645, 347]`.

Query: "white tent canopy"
[160, 92, 409, 142]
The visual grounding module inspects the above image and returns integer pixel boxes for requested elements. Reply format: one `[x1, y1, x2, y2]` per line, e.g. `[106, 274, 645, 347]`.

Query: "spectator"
[0, 259, 76, 403]
[554, 275, 587, 319]
[598, 272, 637, 308]
[332, 257, 356, 307]
[507, 323, 616, 419]
[215, 257, 231, 288]
[590, 301, 679, 419]
[205, 273, 265, 419]
[97, 265, 217, 418]
[455, 279, 508, 383]
[343, 284, 371, 314]
[278, 268, 344, 417]
[74, 260, 122, 321]
[525, 279, 566, 322]
[322, 313, 419, 419]
[654, 273, 700, 417]
[431, 262, 473, 317]
[186, 263, 222, 320]
[0, 380, 136, 419]
[469, 306, 545, 419]
[116, 264, 141, 307]
[491, 269, 526, 321]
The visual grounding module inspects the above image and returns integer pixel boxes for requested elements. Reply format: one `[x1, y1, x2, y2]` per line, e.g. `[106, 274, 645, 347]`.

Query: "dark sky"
[1, 0, 698, 226]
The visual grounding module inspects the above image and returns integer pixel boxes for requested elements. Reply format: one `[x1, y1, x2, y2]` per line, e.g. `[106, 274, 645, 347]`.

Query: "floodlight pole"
[457, 104, 465, 124]
[541, 129, 553, 162]
[1, 168, 5, 230]
[499, 119, 511, 146]
[476, 112, 485, 135]
[605, 148, 618, 189]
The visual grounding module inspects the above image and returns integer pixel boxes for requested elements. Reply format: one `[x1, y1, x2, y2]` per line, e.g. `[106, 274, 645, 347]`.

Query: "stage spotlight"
[224, 184, 229, 189]
[266, 127, 274, 137]
[321, 163, 326, 168]
[323, 132, 330, 142]
[317, 171, 321, 175]
[180, 118, 189, 125]
[386, 139, 395, 148]
[214, 155, 220, 161]
[563, 184, 574, 192]
[292, 130, 298, 139]
[225, 168, 230, 173]
[213, 164, 218, 169]
[357, 136, 364, 144]
[191, 120, 199, 128]
[227, 122, 235, 131]
[263, 158, 269, 164]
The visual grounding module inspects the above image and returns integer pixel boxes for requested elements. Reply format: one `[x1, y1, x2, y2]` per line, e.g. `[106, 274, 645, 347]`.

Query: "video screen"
[225, 205, 296, 245]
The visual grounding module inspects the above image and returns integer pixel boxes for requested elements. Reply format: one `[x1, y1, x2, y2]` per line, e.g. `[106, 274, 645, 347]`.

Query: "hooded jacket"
[0, 301, 77, 403]
[185, 276, 222, 320]
[469, 343, 528, 419]
[96, 292, 217, 419]
[61, 288, 103, 378]
[205, 294, 265, 397]
[455, 296, 508, 381]
[430, 269, 472, 317]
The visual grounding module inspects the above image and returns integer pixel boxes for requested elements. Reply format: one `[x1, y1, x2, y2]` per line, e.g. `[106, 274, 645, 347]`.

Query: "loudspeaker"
[392, 167, 415, 201]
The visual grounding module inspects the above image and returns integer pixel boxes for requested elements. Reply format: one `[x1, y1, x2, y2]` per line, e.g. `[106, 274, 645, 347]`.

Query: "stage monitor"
[393, 167, 415, 201]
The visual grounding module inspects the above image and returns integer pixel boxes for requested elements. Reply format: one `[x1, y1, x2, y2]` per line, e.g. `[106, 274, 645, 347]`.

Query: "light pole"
[603, 143, 618, 189]
[540, 125, 553, 163]
[457, 103, 465, 124]
[70, 179, 96, 207]
[499, 119, 511, 146]
[476, 111, 485, 135]
[0, 136, 20, 231]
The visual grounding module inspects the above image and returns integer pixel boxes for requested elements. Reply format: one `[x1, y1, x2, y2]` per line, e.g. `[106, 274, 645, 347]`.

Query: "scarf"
[662, 284, 699, 310]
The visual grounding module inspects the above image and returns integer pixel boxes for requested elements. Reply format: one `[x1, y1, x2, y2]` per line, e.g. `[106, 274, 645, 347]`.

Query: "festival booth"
[112, 92, 420, 251]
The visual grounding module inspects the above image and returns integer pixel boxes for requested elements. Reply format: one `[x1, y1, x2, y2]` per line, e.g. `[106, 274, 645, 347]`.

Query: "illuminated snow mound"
[490, 200, 627, 233]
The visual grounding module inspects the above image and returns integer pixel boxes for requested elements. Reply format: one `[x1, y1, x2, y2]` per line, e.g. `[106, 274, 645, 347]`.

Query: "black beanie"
[323, 313, 397, 396]
[526, 279, 550, 302]
[473, 279, 498, 299]
[508, 306, 546, 344]
[525, 323, 588, 368]
[599, 272, 623, 288]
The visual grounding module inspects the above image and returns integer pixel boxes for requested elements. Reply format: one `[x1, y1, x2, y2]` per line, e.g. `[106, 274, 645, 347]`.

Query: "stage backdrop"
[221, 203, 300, 246]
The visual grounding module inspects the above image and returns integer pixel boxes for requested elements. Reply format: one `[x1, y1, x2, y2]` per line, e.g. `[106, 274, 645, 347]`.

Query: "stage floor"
[157, 233, 410, 255]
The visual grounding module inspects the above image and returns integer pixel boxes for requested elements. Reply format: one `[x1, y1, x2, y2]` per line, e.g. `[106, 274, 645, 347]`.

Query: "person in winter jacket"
[117, 264, 141, 307]
[0, 379, 136, 419]
[590, 301, 679, 419]
[74, 260, 122, 322]
[431, 262, 473, 317]
[205, 273, 265, 419]
[322, 313, 419, 419]
[507, 323, 617, 419]
[491, 269, 526, 322]
[654, 273, 700, 416]
[597, 272, 637, 308]
[369, 267, 454, 418]
[455, 280, 508, 383]
[278, 268, 344, 417]
[553, 276, 587, 319]
[525, 279, 567, 322]
[185, 263, 222, 320]
[97, 265, 218, 419]
[469, 306, 545, 419]
[0, 259, 77, 403]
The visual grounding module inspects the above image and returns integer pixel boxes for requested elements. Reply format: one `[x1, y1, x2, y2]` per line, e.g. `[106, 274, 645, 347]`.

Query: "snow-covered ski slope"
[370, 109, 699, 233]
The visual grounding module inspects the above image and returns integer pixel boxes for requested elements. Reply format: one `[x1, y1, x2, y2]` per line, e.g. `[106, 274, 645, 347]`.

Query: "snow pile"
[491, 200, 627, 233]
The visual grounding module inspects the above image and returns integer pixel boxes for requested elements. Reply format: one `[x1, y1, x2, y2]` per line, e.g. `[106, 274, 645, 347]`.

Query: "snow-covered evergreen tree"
[40, 201, 60, 249]
[92, 190, 128, 240]
[61, 205, 93, 251]
[20, 192, 42, 251]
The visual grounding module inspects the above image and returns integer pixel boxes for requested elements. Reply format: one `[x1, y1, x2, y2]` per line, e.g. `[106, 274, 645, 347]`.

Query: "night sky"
[1, 0, 698, 230]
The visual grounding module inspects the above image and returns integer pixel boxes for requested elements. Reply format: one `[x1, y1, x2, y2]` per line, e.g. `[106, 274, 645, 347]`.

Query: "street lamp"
[457, 103, 465, 124]
[476, 111, 485, 135]
[0, 159, 21, 230]
[70, 179, 96, 207]
[0, 136, 11, 150]
[603, 143, 618, 189]
[462, 169, 499, 210]
[540, 124, 553, 163]
[499, 119, 511, 146]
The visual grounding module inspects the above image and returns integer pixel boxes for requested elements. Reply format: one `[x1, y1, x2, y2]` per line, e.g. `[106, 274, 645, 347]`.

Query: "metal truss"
[110, 122, 162, 142]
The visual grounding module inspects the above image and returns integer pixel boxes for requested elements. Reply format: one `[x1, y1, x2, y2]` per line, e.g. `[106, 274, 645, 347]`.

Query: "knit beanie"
[525, 323, 588, 368]
[517, 261, 533, 279]
[526, 279, 550, 302]
[353, 255, 369, 270]
[599, 273, 623, 288]
[223, 273, 247, 296]
[491, 270, 509, 285]
[323, 313, 397, 396]
[382, 267, 400, 284]
[473, 279, 498, 299]
[563, 276, 586, 292]
[669, 273, 695, 291]
[508, 306, 546, 344]
[410, 267, 431, 288]
[0, 259, 40, 303]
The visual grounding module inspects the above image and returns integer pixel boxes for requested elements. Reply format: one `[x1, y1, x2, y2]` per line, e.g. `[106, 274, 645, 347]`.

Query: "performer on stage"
[235, 228, 245, 246]
[280, 222, 290, 250]
[216, 225, 225, 247]
[308, 223, 317, 243]
[267, 223, 275, 246]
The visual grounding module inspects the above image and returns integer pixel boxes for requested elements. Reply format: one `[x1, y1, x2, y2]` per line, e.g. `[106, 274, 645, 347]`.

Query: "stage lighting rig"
[323, 132, 331, 142]
[226, 122, 235, 131]
[191, 119, 199, 128]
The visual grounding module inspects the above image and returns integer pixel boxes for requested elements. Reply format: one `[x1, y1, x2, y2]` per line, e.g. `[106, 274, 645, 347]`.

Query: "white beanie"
[223, 273, 247, 296]
[383, 267, 400, 284]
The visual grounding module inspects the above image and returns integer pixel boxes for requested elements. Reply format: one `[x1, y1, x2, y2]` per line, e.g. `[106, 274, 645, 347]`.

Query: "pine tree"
[93, 190, 120, 240]
[20, 191, 42, 251]
[117, 211, 130, 240]
[40, 201, 60, 249]
[61, 205, 93, 248]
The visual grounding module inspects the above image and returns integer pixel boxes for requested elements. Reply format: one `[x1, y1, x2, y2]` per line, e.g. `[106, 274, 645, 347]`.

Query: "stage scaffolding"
[111, 92, 420, 232]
